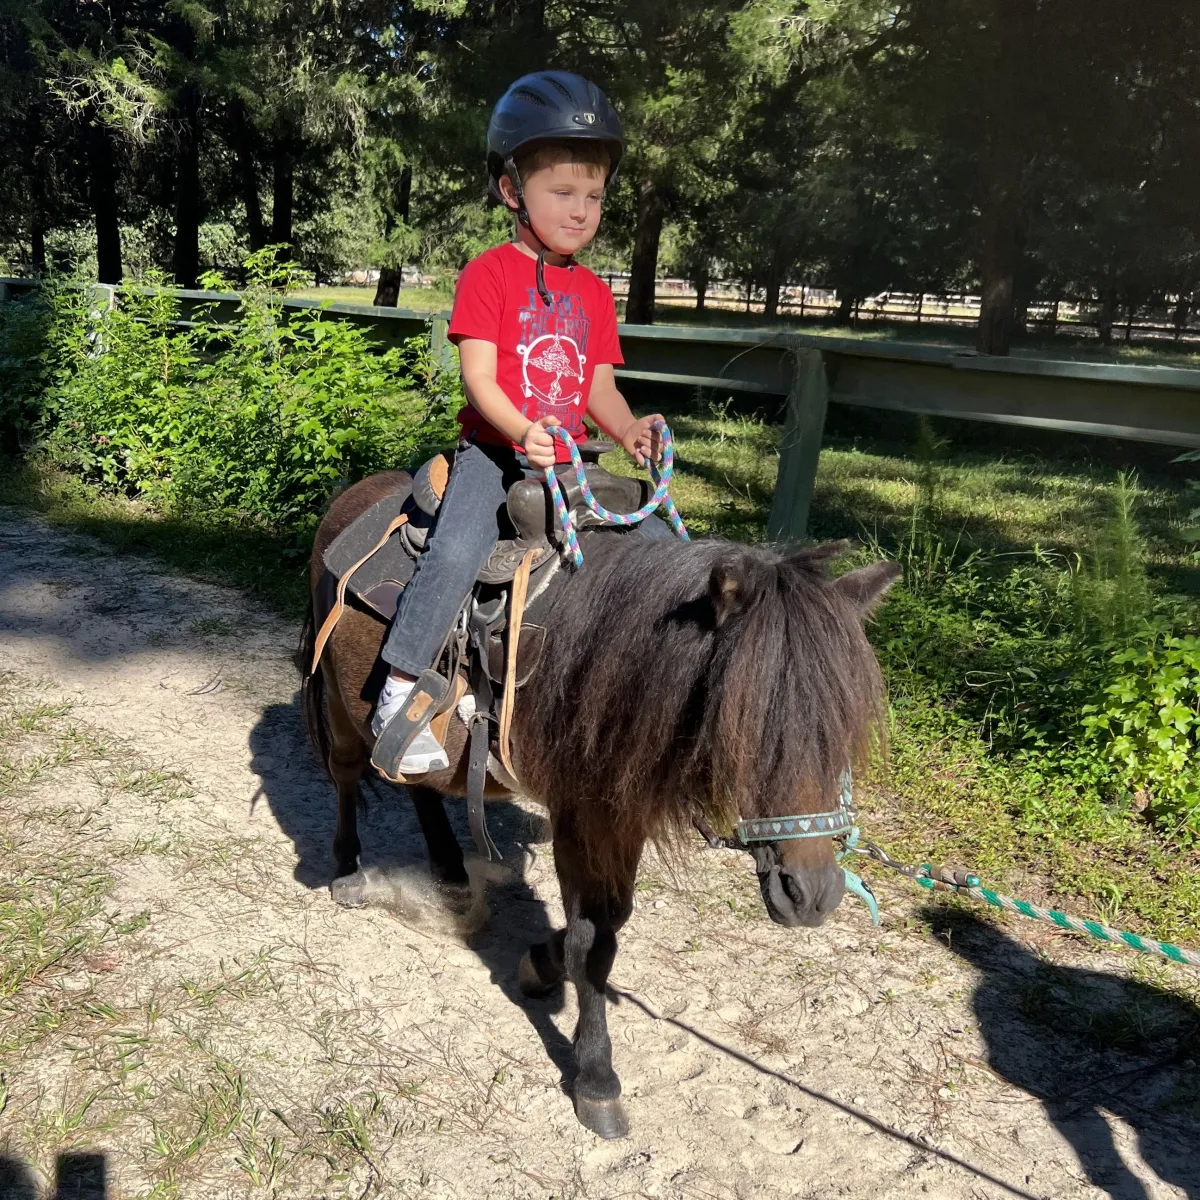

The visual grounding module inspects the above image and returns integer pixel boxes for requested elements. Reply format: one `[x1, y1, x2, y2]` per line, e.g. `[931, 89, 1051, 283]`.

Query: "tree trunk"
[694, 271, 707, 311]
[26, 108, 46, 274]
[396, 162, 412, 224]
[764, 242, 788, 320]
[1096, 288, 1116, 345]
[270, 143, 295, 255]
[975, 147, 1021, 355]
[833, 292, 855, 325]
[1173, 293, 1191, 340]
[974, 0, 1031, 356]
[374, 268, 403, 306]
[30, 207, 46, 274]
[232, 102, 266, 252]
[172, 83, 202, 288]
[87, 118, 122, 284]
[373, 165, 413, 307]
[1012, 267, 1038, 340]
[625, 179, 666, 325]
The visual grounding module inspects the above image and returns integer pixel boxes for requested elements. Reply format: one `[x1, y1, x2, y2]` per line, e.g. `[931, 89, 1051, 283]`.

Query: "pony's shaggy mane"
[513, 534, 886, 884]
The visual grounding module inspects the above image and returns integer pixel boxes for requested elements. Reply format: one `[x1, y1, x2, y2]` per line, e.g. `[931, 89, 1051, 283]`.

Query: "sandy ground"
[0, 505, 1198, 1200]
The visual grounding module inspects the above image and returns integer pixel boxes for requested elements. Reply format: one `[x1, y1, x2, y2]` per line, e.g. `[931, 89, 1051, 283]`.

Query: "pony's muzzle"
[752, 842, 846, 928]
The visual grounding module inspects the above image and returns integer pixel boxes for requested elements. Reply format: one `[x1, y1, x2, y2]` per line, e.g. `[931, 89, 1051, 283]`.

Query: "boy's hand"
[621, 413, 665, 467]
[522, 416, 561, 469]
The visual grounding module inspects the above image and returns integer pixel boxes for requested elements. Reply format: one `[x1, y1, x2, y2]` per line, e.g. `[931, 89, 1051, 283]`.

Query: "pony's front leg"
[555, 833, 640, 1139]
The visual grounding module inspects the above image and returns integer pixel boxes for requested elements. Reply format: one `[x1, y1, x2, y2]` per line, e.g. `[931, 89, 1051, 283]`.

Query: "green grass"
[5, 397, 1200, 970]
[292, 283, 453, 311]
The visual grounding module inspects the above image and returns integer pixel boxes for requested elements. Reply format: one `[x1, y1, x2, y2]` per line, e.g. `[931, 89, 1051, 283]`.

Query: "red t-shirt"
[448, 242, 624, 463]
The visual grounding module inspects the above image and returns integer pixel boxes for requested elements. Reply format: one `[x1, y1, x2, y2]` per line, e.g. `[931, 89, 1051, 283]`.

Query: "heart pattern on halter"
[734, 805, 855, 844]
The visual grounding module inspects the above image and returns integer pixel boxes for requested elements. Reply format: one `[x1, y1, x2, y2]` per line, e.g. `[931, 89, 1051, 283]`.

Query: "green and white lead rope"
[850, 840, 1200, 970]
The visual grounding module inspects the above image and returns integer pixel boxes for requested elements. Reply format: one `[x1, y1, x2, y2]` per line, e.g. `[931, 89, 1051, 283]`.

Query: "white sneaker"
[372, 676, 450, 773]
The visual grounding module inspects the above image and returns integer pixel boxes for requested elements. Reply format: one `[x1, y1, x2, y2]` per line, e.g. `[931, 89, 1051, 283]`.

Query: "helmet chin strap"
[504, 155, 568, 308]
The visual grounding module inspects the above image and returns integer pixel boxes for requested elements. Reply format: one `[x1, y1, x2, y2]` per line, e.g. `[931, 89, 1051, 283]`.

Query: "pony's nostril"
[782, 871, 808, 909]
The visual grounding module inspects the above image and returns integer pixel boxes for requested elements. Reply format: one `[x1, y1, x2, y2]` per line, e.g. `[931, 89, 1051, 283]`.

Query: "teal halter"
[695, 772, 880, 924]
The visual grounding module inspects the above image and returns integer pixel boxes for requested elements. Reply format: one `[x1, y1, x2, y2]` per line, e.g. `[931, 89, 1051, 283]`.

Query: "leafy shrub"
[867, 428, 1200, 839]
[0, 291, 53, 450]
[1176, 447, 1200, 543]
[1081, 637, 1200, 837]
[36, 249, 460, 533]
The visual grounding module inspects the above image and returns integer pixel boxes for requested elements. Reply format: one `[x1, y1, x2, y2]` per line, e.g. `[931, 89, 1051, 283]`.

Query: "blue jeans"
[381, 442, 519, 676]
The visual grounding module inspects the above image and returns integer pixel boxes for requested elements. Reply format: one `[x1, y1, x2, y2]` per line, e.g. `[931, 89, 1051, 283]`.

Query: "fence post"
[430, 314, 455, 373]
[0, 280, 9, 305]
[768, 348, 830, 542]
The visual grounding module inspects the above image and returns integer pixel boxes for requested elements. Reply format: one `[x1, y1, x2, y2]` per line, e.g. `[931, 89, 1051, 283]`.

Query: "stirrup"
[370, 669, 450, 779]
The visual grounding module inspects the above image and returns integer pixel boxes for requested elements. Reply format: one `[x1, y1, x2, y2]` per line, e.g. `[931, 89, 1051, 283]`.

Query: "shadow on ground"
[928, 909, 1200, 1199]
[0, 1152, 108, 1198]
[248, 694, 577, 1089]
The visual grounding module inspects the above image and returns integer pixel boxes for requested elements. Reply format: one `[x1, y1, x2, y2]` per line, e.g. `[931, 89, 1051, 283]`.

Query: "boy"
[371, 70, 663, 778]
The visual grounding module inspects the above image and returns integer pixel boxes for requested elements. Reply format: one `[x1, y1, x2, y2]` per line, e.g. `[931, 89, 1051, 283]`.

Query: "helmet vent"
[546, 76, 576, 102]
[513, 88, 548, 106]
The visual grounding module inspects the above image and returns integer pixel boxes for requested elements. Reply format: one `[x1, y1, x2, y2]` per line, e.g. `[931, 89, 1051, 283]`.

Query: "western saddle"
[311, 442, 663, 859]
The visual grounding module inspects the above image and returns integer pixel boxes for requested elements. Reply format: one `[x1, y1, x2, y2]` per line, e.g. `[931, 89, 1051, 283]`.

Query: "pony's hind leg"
[518, 929, 567, 998]
[553, 830, 641, 1139]
[409, 785, 468, 886]
[324, 667, 371, 907]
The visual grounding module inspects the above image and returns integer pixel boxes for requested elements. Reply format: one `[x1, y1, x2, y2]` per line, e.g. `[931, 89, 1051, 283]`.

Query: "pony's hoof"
[331, 870, 368, 908]
[573, 1093, 629, 1140]
[431, 861, 470, 888]
[518, 950, 563, 998]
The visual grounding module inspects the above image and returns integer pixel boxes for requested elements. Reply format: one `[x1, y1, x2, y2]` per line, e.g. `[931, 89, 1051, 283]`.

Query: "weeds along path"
[1, 506, 1197, 1200]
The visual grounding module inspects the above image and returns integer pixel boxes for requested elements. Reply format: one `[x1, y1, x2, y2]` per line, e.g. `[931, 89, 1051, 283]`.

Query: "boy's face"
[501, 160, 606, 256]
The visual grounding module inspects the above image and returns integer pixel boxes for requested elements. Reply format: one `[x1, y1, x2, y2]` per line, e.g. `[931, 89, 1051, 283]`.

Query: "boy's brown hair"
[512, 139, 611, 180]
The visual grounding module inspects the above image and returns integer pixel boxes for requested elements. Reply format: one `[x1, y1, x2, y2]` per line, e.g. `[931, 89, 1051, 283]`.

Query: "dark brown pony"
[299, 471, 899, 1139]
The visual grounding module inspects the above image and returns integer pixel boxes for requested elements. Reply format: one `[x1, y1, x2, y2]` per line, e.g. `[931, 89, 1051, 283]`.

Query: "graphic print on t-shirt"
[515, 288, 589, 435]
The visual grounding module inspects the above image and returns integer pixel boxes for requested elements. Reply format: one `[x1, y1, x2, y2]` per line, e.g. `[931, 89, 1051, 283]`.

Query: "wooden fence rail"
[4, 278, 1200, 539]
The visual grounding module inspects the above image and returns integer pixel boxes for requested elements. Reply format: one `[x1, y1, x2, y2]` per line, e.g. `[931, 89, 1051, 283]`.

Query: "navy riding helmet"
[486, 72, 624, 307]
[486, 70, 625, 206]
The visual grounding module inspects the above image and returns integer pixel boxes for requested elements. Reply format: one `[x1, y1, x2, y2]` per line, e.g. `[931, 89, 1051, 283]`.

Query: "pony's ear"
[831, 560, 902, 614]
[709, 555, 771, 627]
[804, 538, 853, 563]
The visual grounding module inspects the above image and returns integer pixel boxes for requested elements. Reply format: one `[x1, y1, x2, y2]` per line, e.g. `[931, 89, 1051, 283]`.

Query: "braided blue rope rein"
[544, 420, 690, 566]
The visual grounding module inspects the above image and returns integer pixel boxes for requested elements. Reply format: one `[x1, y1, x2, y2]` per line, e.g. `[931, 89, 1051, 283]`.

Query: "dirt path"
[1, 506, 1197, 1200]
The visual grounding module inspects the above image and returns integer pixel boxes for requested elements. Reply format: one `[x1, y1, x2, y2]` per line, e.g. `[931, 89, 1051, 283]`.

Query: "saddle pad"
[321, 477, 415, 621]
[323, 477, 413, 580]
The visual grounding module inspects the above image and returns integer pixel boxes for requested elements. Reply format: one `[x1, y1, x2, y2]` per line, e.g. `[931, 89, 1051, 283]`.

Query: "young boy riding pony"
[371, 71, 663, 778]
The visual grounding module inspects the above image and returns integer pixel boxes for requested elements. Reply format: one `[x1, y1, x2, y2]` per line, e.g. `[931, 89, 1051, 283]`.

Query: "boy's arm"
[587, 364, 665, 466]
[458, 338, 559, 469]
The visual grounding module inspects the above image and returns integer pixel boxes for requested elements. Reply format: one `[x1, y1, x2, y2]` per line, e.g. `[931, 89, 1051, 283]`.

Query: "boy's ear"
[496, 174, 521, 212]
